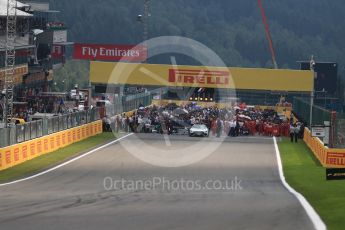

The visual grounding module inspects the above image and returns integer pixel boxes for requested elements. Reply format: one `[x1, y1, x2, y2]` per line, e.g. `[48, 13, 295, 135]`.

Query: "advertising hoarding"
[74, 43, 147, 62]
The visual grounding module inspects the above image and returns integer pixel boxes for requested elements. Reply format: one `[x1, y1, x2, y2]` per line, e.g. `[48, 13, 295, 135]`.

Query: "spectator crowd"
[105, 102, 304, 141]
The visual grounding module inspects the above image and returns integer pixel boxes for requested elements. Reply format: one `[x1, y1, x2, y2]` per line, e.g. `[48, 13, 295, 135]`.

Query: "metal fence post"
[9, 126, 16, 145]
[0, 128, 6, 147]
[43, 117, 48, 136]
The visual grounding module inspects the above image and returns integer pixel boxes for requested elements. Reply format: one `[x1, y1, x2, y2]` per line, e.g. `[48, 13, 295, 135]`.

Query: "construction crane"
[137, 0, 150, 63]
[143, 0, 150, 44]
[3, 0, 17, 126]
[258, 0, 278, 69]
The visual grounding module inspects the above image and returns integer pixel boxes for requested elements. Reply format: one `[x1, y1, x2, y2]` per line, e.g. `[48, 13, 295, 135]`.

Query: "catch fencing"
[293, 97, 345, 148]
[293, 97, 332, 126]
[335, 113, 345, 148]
[108, 88, 168, 116]
[0, 108, 100, 148]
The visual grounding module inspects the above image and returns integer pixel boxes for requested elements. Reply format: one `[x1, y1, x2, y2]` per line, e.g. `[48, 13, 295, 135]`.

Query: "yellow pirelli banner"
[90, 62, 314, 92]
[0, 120, 103, 171]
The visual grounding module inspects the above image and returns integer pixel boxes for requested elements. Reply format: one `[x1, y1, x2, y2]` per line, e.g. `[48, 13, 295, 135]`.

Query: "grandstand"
[0, 0, 71, 121]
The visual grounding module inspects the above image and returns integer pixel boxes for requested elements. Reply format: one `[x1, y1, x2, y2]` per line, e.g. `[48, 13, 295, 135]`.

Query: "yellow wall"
[0, 120, 103, 171]
[90, 62, 314, 92]
[304, 128, 345, 168]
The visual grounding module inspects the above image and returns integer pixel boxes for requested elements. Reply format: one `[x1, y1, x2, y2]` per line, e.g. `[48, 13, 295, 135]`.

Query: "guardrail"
[0, 108, 100, 148]
[304, 128, 345, 168]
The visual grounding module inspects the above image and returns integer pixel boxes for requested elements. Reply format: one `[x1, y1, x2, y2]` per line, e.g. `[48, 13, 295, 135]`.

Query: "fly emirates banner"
[74, 43, 147, 62]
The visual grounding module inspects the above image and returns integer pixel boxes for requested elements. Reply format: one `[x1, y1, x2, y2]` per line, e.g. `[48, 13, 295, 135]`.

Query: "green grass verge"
[278, 138, 345, 230]
[0, 132, 116, 183]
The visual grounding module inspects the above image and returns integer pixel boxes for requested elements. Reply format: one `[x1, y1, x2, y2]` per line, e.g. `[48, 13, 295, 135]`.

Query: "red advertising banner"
[326, 152, 345, 167]
[6, 150, 11, 165]
[37, 140, 42, 155]
[14, 147, 19, 162]
[22, 145, 28, 159]
[73, 43, 147, 62]
[30, 142, 36, 157]
[169, 69, 230, 85]
[51, 45, 64, 58]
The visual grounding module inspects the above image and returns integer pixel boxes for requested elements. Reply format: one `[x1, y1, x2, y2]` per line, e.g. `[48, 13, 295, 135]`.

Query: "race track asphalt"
[0, 134, 315, 230]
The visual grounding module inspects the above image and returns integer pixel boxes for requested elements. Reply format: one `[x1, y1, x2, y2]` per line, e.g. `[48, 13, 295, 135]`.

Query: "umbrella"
[238, 114, 252, 120]
[174, 108, 188, 115]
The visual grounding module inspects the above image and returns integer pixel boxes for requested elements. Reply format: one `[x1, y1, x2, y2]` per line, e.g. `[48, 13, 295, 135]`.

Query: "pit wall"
[0, 120, 103, 171]
[304, 128, 345, 168]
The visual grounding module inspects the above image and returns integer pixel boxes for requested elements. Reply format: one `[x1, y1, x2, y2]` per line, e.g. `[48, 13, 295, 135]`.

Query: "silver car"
[189, 124, 209, 137]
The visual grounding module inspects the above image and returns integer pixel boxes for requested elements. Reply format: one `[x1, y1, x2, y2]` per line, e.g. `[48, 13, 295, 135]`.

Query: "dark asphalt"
[0, 134, 314, 230]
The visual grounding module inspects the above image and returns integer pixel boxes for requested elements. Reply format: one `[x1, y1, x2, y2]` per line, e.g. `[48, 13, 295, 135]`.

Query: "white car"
[189, 124, 209, 137]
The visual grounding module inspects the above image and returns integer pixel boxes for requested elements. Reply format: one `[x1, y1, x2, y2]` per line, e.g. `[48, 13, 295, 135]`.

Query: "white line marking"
[163, 133, 172, 147]
[273, 137, 326, 230]
[0, 133, 134, 187]
[0, 134, 328, 230]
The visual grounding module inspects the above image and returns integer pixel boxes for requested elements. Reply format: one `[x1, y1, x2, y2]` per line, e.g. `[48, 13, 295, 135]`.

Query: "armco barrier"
[0, 120, 103, 171]
[304, 128, 345, 168]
